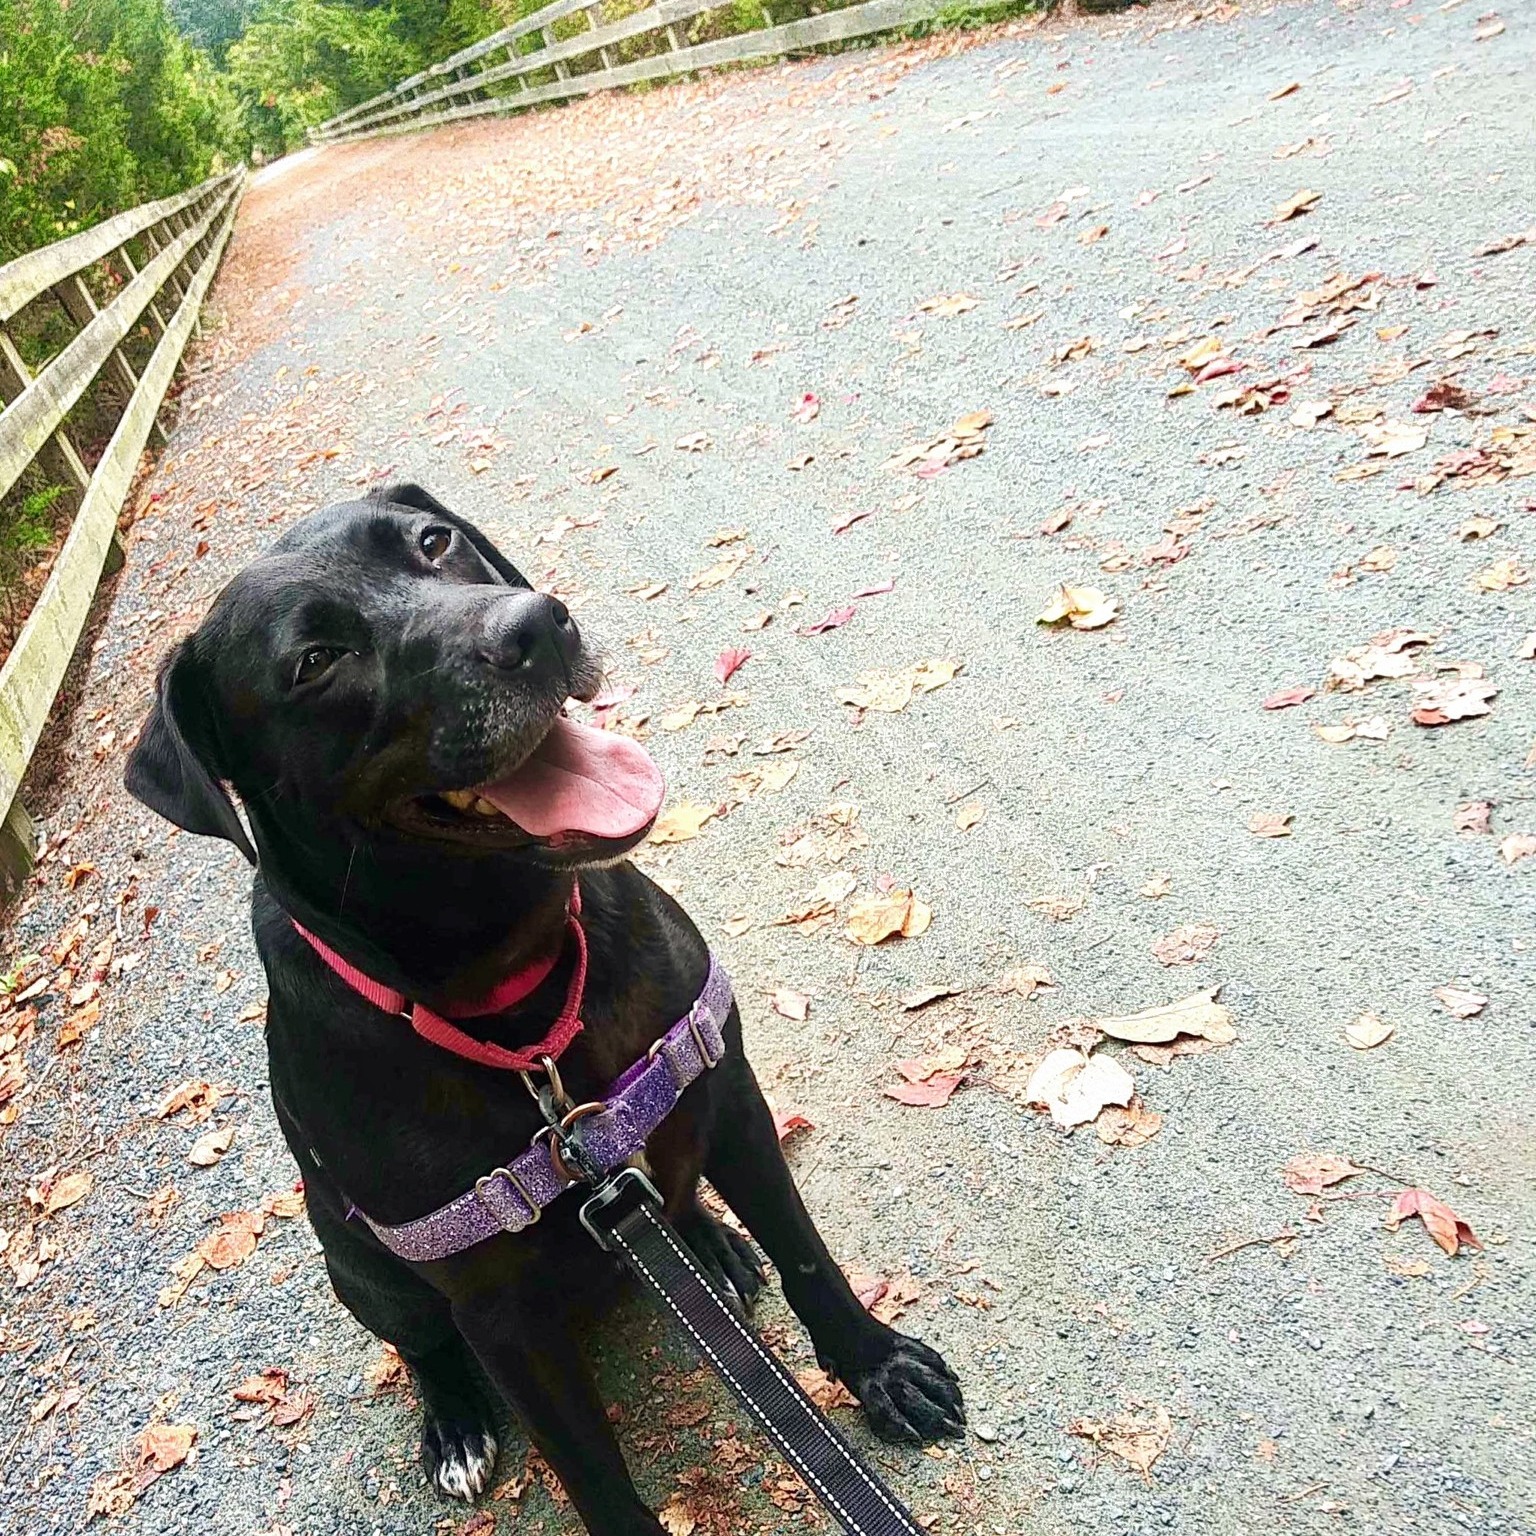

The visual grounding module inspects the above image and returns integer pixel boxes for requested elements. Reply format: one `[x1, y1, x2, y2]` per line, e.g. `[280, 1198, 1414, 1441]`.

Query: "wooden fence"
[310, 0, 949, 143]
[0, 167, 245, 889]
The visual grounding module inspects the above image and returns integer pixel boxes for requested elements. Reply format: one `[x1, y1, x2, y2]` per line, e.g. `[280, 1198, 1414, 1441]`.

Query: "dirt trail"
[2, 3, 1532, 1533]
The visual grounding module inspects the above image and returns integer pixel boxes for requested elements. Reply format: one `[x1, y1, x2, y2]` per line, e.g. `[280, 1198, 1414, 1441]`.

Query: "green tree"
[225, 0, 418, 154]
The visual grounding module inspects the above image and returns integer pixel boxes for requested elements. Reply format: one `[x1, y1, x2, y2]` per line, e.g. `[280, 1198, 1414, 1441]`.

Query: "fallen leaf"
[883, 1072, 964, 1108]
[918, 292, 978, 317]
[898, 984, 964, 1010]
[1457, 516, 1502, 541]
[1344, 1012, 1395, 1050]
[1268, 81, 1301, 99]
[837, 659, 960, 714]
[675, 431, 711, 452]
[1385, 1187, 1482, 1255]
[196, 1210, 263, 1271]
[773, 1106, 814, 1143]
[713, 646, 751, 685]
[790, 392, 821, 423]
[1151, 923, 1219, 966]
[1290, 399, 1333, 428]
[1037, 584, 1120, 630]
[1248, 812, 1294, 838]
[799, 604, 856, 636]
[1475, 556, 1530, 591]
[1095, 1098, 1164, 1148]
[137, 1421, 196, 1475]
[1263, 686, 1315, 709]
[771, 987, 810, 1022]
[795, 1367, 857, 1411]
[1139, 872, 1172, 899]
[38, 1170, 93, 1216]
[1498, 832, 1536, 866]
[648, 803, 718, 844]
[1409, 675, 1497, 726]
[1097, 990, 1235, 1046]
[1270, 188, 1321, 224]
[187, 1125, 234, 1167]
[1025, 1048, 1134, 1130]
[953, 802, 985, 832]
[1000, 963, 1055, 999]
[1473, 16, 1505, 39]
[1432, 985, 1487, 1018]
[845, 889, 932, 945]
[1361, 419, 1428, 458]
[1282, 1152, 1362, 1196]
[1068, 1405, 1171, 1481]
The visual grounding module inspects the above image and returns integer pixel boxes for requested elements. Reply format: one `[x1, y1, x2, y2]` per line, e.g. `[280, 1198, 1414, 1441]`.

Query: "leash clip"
[578, 1166, 663, 1251]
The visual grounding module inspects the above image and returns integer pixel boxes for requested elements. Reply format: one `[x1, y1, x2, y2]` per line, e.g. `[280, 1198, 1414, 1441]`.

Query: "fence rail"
[0, 167, 245, 889]
[310, 0, 948, 144]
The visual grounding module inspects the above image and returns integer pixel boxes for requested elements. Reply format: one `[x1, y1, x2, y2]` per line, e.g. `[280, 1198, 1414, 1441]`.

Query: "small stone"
[975, 1423, 999, 1443]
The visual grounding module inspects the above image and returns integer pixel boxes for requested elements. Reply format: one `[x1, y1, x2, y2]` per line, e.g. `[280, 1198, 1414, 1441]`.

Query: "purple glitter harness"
[349, 957, 731, 1262]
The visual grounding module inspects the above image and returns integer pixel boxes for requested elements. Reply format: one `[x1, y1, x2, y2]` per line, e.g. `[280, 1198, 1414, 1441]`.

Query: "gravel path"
[3, 3, 1533, 1533]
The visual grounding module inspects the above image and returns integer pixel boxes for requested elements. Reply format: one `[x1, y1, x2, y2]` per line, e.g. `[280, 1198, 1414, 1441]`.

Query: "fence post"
[586, 4, 614, 69]
[540, 24, 571, 78]
[0, 330, 92, 508]
[52, 274, 166, 448]
[0, 798, 34, 898]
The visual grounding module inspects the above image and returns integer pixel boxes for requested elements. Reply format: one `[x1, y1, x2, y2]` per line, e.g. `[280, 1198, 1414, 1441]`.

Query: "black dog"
[125, 485, 963, 1533]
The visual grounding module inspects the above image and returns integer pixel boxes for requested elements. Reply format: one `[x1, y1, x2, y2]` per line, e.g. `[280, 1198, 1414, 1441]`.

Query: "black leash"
[581, 1169, 926, 1536]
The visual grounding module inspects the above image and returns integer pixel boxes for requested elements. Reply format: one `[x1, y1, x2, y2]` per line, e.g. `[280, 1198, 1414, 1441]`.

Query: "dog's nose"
[476, 591, 578, 673]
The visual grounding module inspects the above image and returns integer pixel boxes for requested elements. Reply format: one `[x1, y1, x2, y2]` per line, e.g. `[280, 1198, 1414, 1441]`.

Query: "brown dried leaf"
[1097, 990, 1234, 1046]
[1248, 812, 1293, 838]
[845, 889, 932, 946]
[1095, 1098, 1164, 1148]
[1282, 1152, 1362, 1195]
[648, 802, 718, 844]
[1151, 923, 1219, 967]
[1069, 1405, 1171, 1481]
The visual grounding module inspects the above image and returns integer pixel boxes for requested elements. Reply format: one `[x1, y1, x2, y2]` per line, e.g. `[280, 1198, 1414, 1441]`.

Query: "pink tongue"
[476, 717, 665, 840]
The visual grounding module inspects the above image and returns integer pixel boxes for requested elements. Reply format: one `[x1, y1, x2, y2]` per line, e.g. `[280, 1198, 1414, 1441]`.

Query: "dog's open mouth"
[389, 716, 666, 854]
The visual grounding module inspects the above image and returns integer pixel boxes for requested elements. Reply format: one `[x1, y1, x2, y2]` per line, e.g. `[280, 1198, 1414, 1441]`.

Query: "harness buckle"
[474, 1164, 541, 1227]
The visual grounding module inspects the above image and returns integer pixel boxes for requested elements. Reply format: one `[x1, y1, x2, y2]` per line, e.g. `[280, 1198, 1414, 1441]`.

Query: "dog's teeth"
[472, 797, 502, 817]
[440, 789, 477, 812]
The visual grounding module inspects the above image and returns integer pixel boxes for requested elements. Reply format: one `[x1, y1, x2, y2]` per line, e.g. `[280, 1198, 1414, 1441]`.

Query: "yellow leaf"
[844, 889, 932, 945]
[1037, 585, 1119, 630]
[648, 802, 717, 844]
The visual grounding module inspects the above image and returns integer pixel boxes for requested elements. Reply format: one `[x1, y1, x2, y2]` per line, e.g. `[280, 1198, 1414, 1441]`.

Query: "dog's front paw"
[677, 1208, 767, 1317]
[422, 1411, 498, 1501]
[846, 1334, 965, 1445]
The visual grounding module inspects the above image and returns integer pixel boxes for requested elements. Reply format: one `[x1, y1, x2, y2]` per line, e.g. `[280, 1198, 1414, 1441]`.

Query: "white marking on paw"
[434, 1431, 497, 1501]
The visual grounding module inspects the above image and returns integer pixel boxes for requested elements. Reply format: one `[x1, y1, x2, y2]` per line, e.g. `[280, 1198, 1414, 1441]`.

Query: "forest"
[0, 0, 537, 262]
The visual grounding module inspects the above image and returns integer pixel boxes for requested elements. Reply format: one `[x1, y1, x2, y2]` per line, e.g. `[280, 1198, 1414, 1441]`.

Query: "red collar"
[293, 883, 588, 1072]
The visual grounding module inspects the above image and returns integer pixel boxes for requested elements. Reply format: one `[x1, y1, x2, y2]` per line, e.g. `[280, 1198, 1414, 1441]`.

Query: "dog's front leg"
[705, 1046, 966, 1445]
[452, 1286, 665, 1536]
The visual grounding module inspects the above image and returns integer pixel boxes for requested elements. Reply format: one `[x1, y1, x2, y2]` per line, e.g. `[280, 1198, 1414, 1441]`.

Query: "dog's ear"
[375, 482, 528, 587]
[125, 641, 257, 866]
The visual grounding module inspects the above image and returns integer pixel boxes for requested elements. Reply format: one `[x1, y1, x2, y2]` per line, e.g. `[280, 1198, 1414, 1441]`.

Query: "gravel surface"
[2, 2, 1533, 1533]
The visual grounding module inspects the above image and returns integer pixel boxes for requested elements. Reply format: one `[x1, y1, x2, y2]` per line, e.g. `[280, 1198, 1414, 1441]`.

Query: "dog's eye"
[420, 527, 453, 563]
[294, 647, 343, 687]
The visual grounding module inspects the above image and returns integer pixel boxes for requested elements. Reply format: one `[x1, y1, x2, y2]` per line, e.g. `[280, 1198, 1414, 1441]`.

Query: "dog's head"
[125, 485, 665, 888]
